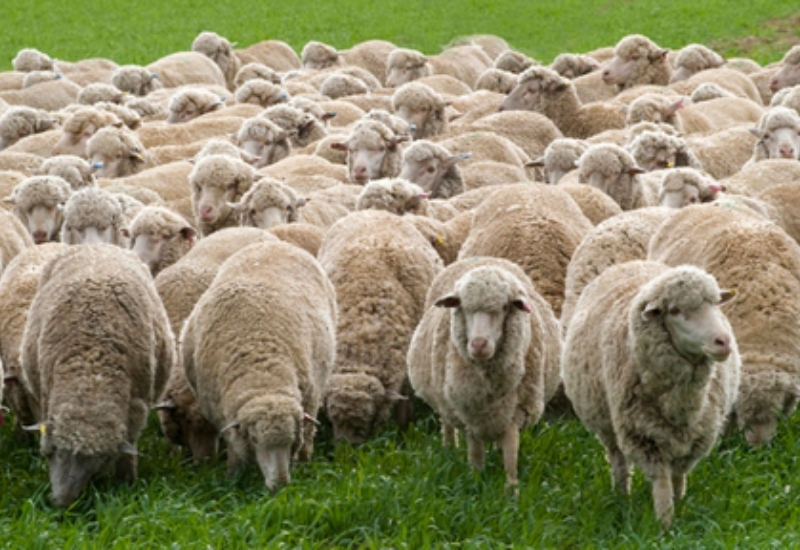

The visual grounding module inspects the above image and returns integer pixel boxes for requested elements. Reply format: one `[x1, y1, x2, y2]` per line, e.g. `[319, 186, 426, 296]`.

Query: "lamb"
[234, 78, 289, 108]
[560, 207, 674, 330]
[385, 48, 432, 88]
[626, 130, 703, 172]
[112, 65, 162, 96]
[4, 175, 72, 243]
[458, 183, 593, 317]
[330, 119, 408, 184]
[227, 177, 304, 229]
[86, 126, 148, 178]
[0, 106, 57, 150]
[398, 140, 467, 199]
[181, 240, 335, 488]
[577, 143, 655, 210]
[649, 204, 800, 446]
[51, 106, 123, 158]
[562, 260, 739, 529]
[191, 31, 241, 91]
[601, 34, 671, 91]
[12, 48, 55, 72]
[745, 106, 800, 163]
[550, 53, 601, 79]
[301, 41, 342, 70]
[474, 68, 518, 94]
[499, 66, 625, 139]
[60, 187, 128, 246]
[528, 138, 588, 184]
[262, 104, 328, 148]
[36, 155, 97, 190]
[127, 205, 197, 276]
[167, 88, 225, 124]
[769, 45, 800, 93]
[657, 167, 724, 208]
[234, 62, 282, 88]
[391, 82, 451, 139]
[20, 244, 173, 507]
[319, 73, 370, 99]
[233, 116, 294, 168]
[318, 210, 443, 444]
[189, 154, 260, 236]
[669, 44, 725, 83]
[407, 257, 561, 488]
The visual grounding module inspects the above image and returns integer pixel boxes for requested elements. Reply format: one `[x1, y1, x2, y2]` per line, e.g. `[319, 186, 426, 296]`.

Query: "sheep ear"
[627, 166, 646, 175]
[650, 49, 669, 62]
[322, 111, 337, 121]
[180, 227, 197, 242]
[709, 184, 726, 193]
[748, 128, 763, 139]
[296, 197, 307, 208]
[384, 389, 408, 401]
[390, 135, 411, 149]
[719, 289, 737, 305]
[152, 399, 177, 411]
[330, 142, 348, 151]
[227, 201, 245, 213]
[120, 227, 130, 239]
[444, 153, 469, 169]
[220, 419, 240, 434]
[2, 195, 15, 204]
[641, 302, 661, 321]
[668, 99, 685, 115]
[120, 442, 139, 456]
[526, 157, 545, 168]
[405, 192, 429, 211]
[435, 294, 461, 308]
[512, 298, 532, 313]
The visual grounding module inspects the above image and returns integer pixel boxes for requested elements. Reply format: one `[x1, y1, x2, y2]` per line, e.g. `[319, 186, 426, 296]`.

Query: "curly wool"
[60, 187, 125, 246]
[399, 139, 465, 198]
[385, 48, 432, 87]
[167, 88, 225, 123]
[475, 68, 518, 94]
[550, 53, 600, 79]
[493, 50, 534, 74]
[658, 167, 722, 206]
[234, 79, 289, 107]
[262, 104, 327, 148]
[578, 143, 653, 210]
[37, 156, 96, 190]
[301, 41, 341, 70]
[85, 126, 148, 178]
[112, 65, 162, 96]
[12, 48, 54, 72]
[6, 175, 72, 215]
[236, 177, 303, 226]
[625, 94, 684, 132]
[0, 107, 56, 150]
[234, 116, 294, 168]
[192, 31, 241, 90]
[532, 137, 588, 184]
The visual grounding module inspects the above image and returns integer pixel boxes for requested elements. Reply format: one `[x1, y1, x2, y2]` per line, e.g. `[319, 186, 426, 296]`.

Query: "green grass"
[0, 1, 799, 71]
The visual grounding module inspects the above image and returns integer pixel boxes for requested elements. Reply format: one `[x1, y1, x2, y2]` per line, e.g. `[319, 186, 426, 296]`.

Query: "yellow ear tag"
[40, 424, 46, 435]
[667, 160, 675, 168]
[436, 234, 444, 245]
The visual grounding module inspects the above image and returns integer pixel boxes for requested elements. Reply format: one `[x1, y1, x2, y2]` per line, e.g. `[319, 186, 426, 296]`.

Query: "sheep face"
[770, 62, 800, 92]
[602, 39, 668, 88]
[659, 170, 723, 209]
[235, 119, 292, 168]
[753, 126, 800, 160]
[52, 127, 94, 158]
[498, 74, 543, 112]
[399, 153, 461, 195]
[22, 203, 65, 244]
[660, 182, 700, 209]
[47, 447, 113, 508]
[385, 50, 431, 88]
[131, 227, 196, 275]
[5, 177, 71, 244]
[167, 93, 223, 124]
[332, 127, 404, 184]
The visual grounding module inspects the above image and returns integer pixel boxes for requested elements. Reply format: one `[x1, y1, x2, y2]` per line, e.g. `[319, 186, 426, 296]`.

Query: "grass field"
[3, 1, 800, 547]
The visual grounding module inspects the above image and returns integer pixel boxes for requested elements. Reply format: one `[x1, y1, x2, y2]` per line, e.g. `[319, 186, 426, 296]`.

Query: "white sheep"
[769, 45, 800, 93]
[234, 78, 289, 108]
[233, 116, 294, 168]
[12, 48, 54, 72]
[385, 48, 433, 88]
[51, 106, 123, 158]
[191, 31, 241, 91]
[233, 62, 282, 88]
[407, 257, 561, 488]
[745, 106, 800, 164]
[626, 130, 703, 172]
[60, 186, 127, 246]
[4, 175, 72, 243]
[167, 88, 226, 124]
[669, 44, 725, 83]
[262, 103, 328, 148]
[562, 260, 739, 529]
[528, 138, 588, 184]
[189, 154, 260, 236]
[0, 106, 57, 151]
[301, 41, 342, 70]
[657, 167, 724, 208]
[398, 140, 467, 198]
[330, 119, 408, 184]
[601, 34, 671, 91]
[474, 68, 518, 94]
[86, 126, 148, 178]
[77, 83, 126, 106]
[577, 143, 655, 210]
[227, 177, 305, 229]
[112, 65, 162, 96]
[391, 82, 451, 139]
[36, 156, 97, 190]
[550, 53, 600, 79]
[127, 205, 197, 276]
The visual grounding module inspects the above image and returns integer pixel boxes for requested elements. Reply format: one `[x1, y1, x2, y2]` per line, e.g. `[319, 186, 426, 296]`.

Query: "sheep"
[528, 138, 588, 184]
[0, 77, 82, 111]
[0, 242, 66, 431]
[234, 62, 282, 88]
[146, 51, 228, 89]
[428, 45, 493, 87]
[354, 178, 430, 216]
[85, 126, 147, 178]
[601, 34, 671, 91]
[189, 154, 260, 236]
[112, 65, 162, 96]
[191, 31, 241, 91]
[320, 73, 371, 99]
[558, 183, 624, 226]
[318, 210, 442, 443]
[181, 240, 335, 487]
[154, 227, 278, 461]
[436, 130, 530, 170]
[12, 48, 54, 72]
[746, 106, 800, 163]
[234, 78, 289, 108]
[626, 130, 703, 172]
[123, 96, 170, 121]
[235, 40, 302, 73]
[721, 158, 800, 197]
[560, 207, 674, 330]
[36, 155, 96, 190]
[20, 243, 174, 507]
[499, 66, 626, 139]
[269, 222, 326, 257]
[626, 93, 764, 135]
[59, 187, 127, 246]
[492, 50, 532, 74]
[657, 167, 724, 208]
[288, 95, 337, 124]
[127, 205, 197, 276]
[51, 106, 123, 158]
[577, 143, 655, 211]
[550, 53, 600, 79]
[562, 260, 739, 529]
[233, 116, 294, 168]
[649, 204, 800, 446]
[458, 183, 593, 317]
[100, 161, 192, 204]
[262, 104, 327, 148]
[0, 151, 44, 175]
[769, 45, 800, 93]
[669, 44, 725, 83]
[0, 106, 57, 151]
[77, 83, 126, 106]
[4, 175, 72, 243]
[21, 70, 61, 89]
[135, 115, 243, 149]
[407, 257, 561, 488]
[258, 153, 349, 188]
[451, 34, 509, 60]
[414, 74, 473, 97]
[338, 39, 398, 86]
[330, 119, 408, 184]
[670, 67, 764, 106]
[690, 83, 736, 103]
[475, 68, 518, 94]
[398, 140, 467, 199]
[301, 41, 342, 70]
[385, 48, 432, 88]
[167, 88, 225, 124]
[391, 82, 451, 139]
[682, 126, 758, 180]
[227, 177, 304, 229]
[455, 110, 563, 162]
[192, 137, 259, 165]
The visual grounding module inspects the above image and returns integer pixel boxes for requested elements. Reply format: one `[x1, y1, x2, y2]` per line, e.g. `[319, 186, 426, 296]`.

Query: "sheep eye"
[688, 197, 697, 203]
[426, 166, 436, 173]
[249, 209, 257, 217]
[668, 306, 681, 316]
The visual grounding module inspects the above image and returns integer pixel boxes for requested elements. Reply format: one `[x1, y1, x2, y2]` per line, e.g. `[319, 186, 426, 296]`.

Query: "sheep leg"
[442, 423, 458, 447]
[501, 426, 520, 488]
[393, 399, 411, 432]
[467, 434, 485, 471]
[607, 444, 631, 495]
[672, 473, 686, 502]
[652, 474, 674, 531]
[297, 422, 315, 462]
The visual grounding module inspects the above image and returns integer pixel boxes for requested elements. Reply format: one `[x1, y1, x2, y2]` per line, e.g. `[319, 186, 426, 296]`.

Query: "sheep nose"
[32, 230, 48, 243]
[780, 145, 796, 159]
[710, 335, 732, 360]
[770, 79, 780, 92]
[469, 337, 490, 358]
[199, 205, 215, 221]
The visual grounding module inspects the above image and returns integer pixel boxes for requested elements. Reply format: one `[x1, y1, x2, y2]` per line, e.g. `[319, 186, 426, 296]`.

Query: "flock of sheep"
[1, 30, 800, 530]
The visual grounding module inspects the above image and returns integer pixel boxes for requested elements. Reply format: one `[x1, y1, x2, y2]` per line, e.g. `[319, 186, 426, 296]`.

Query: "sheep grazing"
[649, 204, 800, 446]
[669, 44, 725, 83]
[499, 66, 625, 139]
[301, 41, 342, 70]
[747, 106, 800, 163]
[181, 240, 335, 488]
[112, 65, 162, 96]
[391, 82, 451, 139]
[12, 48, 54, 72]
[36, 156, 96, 190]
[20, 244, 174, 507]
[191, 31, 241, 91]
[578, 143, 654, 211]
[658, 167, 724, 208]
[385, 48, 432, 88]
[60, 187, 127, 246]
[167, 88, 225, 124]
[602, 34, 671, 91]
[233, 116, 294, 168]
[330, 119, 408, 184]
[189, 154, 260, 236]
[228, 177, 305, 229]
[262, 104, 327, 148]
[86, 126, 148, 178]
[408, 257, 560, 487]
[127, 206, 197, 276]
[550, 53, 600, 79]
[4, 176, 72, 244]
[0, 106, 57, 151]
[626, 130, 703, 172]
[319, 210, 442, 444]
[528, 137, 588, 184]
[51, 106, 123, 158]
[769, 45, 800, 93]
[234, 62, 282, 88]
[399, 140, 467, 199]
[234, 78, 289, 108]
[562, 260, 739, 529]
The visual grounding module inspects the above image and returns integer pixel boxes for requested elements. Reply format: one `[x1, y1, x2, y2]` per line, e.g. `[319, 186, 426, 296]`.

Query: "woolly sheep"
[0, 106, 57, 151]
[51, 106, 123, 158]
[21, 244, 174, 507]
[550, 53, 600, 79]
[455, 110, 563, 162]
[302, 41, 342, 70]
[268, 222, 326, 257]
[191, 31, 241, 91]
[59, 186, 127, 246]
[100, 161, 192, 204]
[407, 258, 561, 488]
[320, 73, 370, 99]
[649, 204, 800, 446]
[398, 140, 467, 198]
[626, 130, 703, 172]
[4, 175, 72, 244]
[385, 48, 432, 88]
[262, 103, 327, 148]
[690, 82, 736, 102]
[318, 210, 442, 444]
[458, 183, 593, 317]
[234, 62, 282, 88]
[36, 155, 96, 190]
[670, 44, 725, 83]
[354, 178, 430, 216]
[227, 176, 305, 229]
[112, 65, 162, 96]
[391, 82, 451, 139]
[577, 143, 655, 210]
[682, 126, 757, 180]
[493, 50, 534, 74]
[428, 45, 493, 87]
[167, 88, 225, 124]
[22, 70, 62, 89]
[562, 260, 739, 529]
[146, 51, 227, 89]
[626, 93, 764, 135]
[86, 126, 148, 178]
[528, 138, 588, 184]
[127, 205, 196, 276]
[330, 119, 408, 184]
[499, 66, 625, 139]
[233, 116, 294, 168]
[746, 106, 800, 163]
[234, 78, 289, 108]
[77, 83, 126, 106]
[12, 48, 54, 72]
[123, 96, 170, 121]
[769, 45, 800, 93]
[192, 137, 260, 165]
[182, 241, 336, 488]
[558, 183, 624, 226]
[474, 68, 518, 94]
[189, 154, 259, 236]
[721, 158, 800, 197]
[601, 34, 671, 91]
[0, 77, 82, 111]
[658, 167, 724, 208]
[235, 39, 301, 72]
